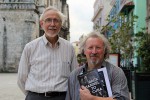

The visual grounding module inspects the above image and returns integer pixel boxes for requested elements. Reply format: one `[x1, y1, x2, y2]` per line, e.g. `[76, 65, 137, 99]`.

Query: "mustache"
[90, 53, 98, 57]
[48, 27, 57, 30]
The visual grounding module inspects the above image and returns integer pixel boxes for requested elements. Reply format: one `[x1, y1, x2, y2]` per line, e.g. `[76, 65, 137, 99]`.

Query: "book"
[77, 67, 112, 97]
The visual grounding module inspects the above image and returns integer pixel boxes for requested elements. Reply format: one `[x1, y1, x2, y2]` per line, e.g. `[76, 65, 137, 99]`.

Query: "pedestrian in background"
[17, 6, 78, 100]
[65, 31, 129, 100]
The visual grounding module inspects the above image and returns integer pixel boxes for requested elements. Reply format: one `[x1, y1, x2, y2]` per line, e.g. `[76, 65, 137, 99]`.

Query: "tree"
[102, 13, 138, 67]
[77, 51, 86, 66]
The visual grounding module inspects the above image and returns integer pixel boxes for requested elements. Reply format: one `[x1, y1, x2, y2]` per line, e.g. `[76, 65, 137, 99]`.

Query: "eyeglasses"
[44, 18, 61, 24]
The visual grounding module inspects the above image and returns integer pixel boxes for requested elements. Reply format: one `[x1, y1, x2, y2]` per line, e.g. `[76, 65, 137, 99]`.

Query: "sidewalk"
[0, 73, 25, 100]
[0, 73, 133, 100]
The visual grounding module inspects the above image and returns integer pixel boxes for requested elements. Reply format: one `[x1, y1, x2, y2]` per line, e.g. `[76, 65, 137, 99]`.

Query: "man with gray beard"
[65, 31, 130, 100]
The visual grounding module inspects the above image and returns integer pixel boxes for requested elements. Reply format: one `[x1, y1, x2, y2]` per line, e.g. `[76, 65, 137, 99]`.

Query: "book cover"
[78, 67, 112, 97]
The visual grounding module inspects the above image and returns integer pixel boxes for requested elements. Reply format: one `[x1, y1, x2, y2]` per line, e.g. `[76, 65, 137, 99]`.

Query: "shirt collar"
[81, 61, 106, 74]
[42, 34, 60, 48]
[42, 34, 48, 45]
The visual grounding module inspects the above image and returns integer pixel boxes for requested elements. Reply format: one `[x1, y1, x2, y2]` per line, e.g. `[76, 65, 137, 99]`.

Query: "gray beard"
[89, 59, 99, 66]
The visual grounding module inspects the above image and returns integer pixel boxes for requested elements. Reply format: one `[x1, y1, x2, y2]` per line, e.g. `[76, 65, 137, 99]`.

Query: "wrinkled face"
[84, 37, 105, 67]
[40, 10, 62, 38]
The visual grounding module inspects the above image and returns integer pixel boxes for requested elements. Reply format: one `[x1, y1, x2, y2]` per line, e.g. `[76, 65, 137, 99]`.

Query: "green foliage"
[77, 53, 86, 66]
[102, 13, 138, 67]
[96, 13, 149, 72]
[135, 28, 150, 72]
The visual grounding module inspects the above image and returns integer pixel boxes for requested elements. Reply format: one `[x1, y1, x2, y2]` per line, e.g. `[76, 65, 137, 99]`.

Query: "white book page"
[97, 67, 112, 97]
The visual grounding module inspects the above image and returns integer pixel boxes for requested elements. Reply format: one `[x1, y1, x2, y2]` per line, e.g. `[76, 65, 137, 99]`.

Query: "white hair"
[40, 6, 66, 25]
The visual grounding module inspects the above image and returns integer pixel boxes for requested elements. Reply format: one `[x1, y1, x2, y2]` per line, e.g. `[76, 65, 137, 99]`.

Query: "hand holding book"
[78, 67, 112, 97]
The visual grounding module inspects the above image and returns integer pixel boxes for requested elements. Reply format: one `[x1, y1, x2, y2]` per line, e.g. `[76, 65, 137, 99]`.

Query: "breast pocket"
[61, 61, 71, 78]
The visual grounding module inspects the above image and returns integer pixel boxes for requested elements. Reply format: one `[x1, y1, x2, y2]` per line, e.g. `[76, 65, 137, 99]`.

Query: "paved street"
[0, 73, 133, 100]
[0, 73, 25, 100]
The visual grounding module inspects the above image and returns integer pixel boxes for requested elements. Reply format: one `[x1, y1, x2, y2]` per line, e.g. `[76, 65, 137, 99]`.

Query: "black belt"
[29, 91, 66, 97]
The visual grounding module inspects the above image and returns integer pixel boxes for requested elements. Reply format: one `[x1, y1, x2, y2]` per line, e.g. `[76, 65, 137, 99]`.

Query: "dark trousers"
[25, 91, 66, 100]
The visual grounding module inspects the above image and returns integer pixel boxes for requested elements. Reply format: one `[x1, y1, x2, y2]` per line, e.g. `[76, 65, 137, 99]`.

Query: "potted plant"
[134, 28, 150, 72]
[132, 28, 150, 100]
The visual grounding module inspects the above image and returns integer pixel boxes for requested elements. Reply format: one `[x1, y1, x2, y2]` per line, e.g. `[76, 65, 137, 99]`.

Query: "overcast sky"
[67, 0, 95, 43]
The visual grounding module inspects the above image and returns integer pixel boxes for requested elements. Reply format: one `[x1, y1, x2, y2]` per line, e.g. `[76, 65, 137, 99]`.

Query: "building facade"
[107, 0, 146, 67]
[92, 0, 146, 67]
[146, 0, 150, 33]
[0, 0, 70, 72]
[72, 41, 79, 56]
[92, 0, 112, 33]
